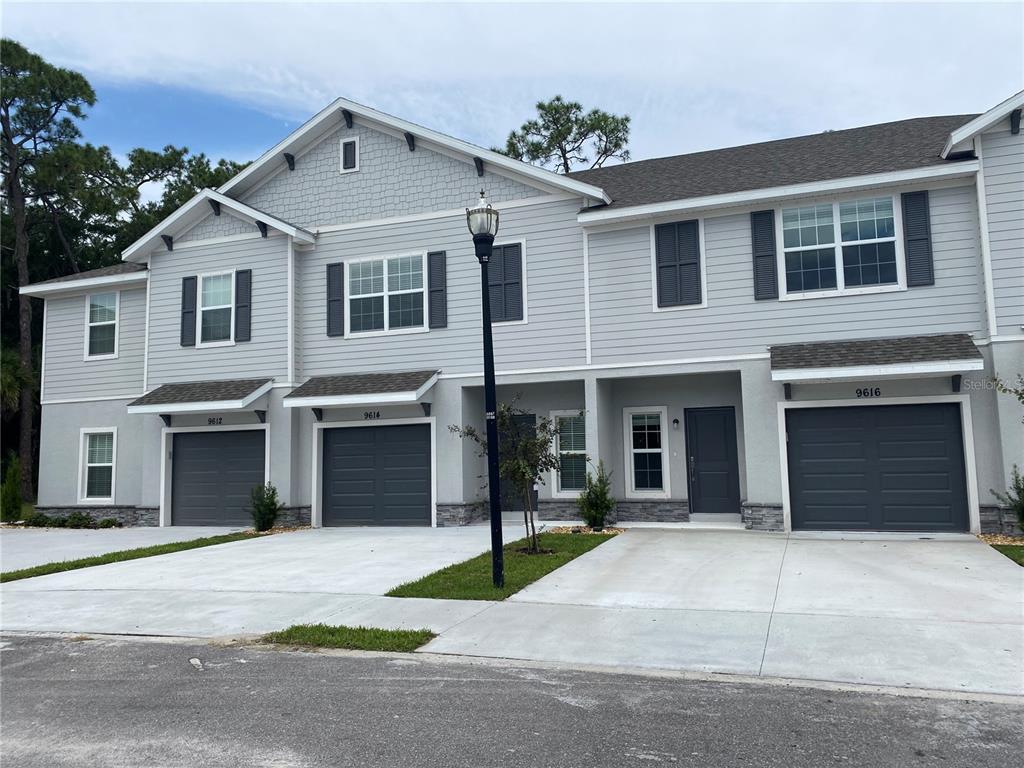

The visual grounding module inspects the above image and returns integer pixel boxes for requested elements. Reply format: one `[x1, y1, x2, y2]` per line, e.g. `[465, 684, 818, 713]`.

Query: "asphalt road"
[1, 635, 1020, 768]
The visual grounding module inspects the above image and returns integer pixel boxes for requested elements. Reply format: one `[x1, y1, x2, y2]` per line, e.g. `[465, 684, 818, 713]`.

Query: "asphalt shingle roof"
[128, 378, 272, 407]
[570, 115, 978, 210]
[33, 263, 147, 285]
[769, 334, 982, 371]
[286, 370, 439, 400]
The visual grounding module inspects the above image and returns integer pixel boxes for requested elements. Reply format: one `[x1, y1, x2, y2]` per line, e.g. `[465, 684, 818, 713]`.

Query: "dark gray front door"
[500, 413, 539, 512]
[322, 424, 431, 526]
[787, 403, 969, 532]
[685, 407, 741, 515]
[172, 430, 265, 525]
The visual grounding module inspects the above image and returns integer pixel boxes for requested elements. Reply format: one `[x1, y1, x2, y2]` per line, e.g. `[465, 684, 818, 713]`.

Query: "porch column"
[584, 376, 602, 476]
[739, 359, 787, 529]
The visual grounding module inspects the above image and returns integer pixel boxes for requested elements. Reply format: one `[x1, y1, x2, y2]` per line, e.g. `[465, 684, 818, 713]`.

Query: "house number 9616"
[855, 387, 882, 398]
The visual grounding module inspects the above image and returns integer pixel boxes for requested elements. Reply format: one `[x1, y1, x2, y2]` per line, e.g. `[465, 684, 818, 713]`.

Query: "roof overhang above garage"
[769, 334, 985, 383]
[284, 370, 439, 409]
[126, 378, 274, 415]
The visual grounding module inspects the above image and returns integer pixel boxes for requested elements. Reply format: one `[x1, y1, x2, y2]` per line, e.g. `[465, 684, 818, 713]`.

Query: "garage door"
[787, 403, 969, 532]
[172, 430, 266, 525]
[322, 424, 431, 526]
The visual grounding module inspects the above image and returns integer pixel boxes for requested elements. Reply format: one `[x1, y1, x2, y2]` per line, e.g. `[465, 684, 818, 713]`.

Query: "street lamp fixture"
[466, 191, 504, 588]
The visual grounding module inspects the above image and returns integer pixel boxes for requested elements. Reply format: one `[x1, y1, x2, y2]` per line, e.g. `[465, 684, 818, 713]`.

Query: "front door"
[500, 413, 539, 512]
[684, 407, 741, 515]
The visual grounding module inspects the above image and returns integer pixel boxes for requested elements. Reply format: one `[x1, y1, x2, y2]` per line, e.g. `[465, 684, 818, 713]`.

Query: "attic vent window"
[340, 137, 359, 174]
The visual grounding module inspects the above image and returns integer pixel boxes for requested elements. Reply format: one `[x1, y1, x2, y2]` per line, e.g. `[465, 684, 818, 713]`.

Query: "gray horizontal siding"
[981, 125, 1023, 336]
[179, 211, 258, 243]
[42, 288, 146, 401]
[242, 122, 544, 229]
[298, 197, 587, 377]
[147, 235, 289, 386]
[588, 184, 984, 364]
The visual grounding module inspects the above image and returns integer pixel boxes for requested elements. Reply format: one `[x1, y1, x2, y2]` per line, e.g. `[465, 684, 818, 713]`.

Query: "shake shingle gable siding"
[570, 115, 977, 210]
[769, 333, 982, 371]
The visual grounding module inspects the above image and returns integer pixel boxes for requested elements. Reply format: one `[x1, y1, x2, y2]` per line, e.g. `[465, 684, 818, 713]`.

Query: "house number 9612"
[855, 387, 882, 398]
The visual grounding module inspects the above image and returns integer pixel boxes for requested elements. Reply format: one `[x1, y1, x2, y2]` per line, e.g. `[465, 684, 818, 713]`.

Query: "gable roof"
[942, 89, 1024, 158]
[121, 188, 315, 262]
[216, 97, 610, 205]
[569, 115, 977, 214]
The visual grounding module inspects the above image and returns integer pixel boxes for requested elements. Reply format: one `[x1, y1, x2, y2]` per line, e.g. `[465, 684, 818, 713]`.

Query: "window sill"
[624, 490, 670, 501]
[195, 339, 236, 349]
[778, 283, 906, 302]
[652, 301, 708, 313]
[77, 497, 114, 506]
[550, 490, 583, 500]
[344, 326, 429, 340]
[83, 353, 118, 362]
[493, 318, 528, 327]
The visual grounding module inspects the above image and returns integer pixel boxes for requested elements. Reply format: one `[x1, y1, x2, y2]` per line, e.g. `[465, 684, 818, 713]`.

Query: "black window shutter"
[655, 221, 701, 307]
[180, 276, 197, 347]
[750, 211, 779, 300]
[326, 262, 345, 336]
[427, 251, 447, 328]
[489, 243, 523, 322]
[235, 269, 252, 342]
[902, 191, 934, 287]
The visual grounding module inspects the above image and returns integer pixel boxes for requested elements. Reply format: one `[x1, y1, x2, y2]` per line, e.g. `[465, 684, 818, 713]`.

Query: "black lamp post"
[466, 191, 504, 588]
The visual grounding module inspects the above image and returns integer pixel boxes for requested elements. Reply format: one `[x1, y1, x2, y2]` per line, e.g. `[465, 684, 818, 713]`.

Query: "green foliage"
[21, 510, 52, 527]
[994, 375, 1024, 423]
[577, 460, 615, 530]
[249, 482, 282, 532]
[262, 624, 436, 652]
[63, 511, 95, 528]
[0, 346, 29, 416]
[97, 517, 121, 528]
[993, 545, 1024, 566]
[387, 532, 614, 601]
[1, 532, 255, 582]
[1, 455, 21, 522]
[450, 398, 562, 552]
[498, 95, 631, 173]
[991, 465, 1024, 530]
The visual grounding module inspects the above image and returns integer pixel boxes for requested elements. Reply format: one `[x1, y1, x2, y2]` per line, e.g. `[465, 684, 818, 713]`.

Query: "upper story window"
[85, 292, 118, 359]
[780, 195, 902, 299]
[552, 412, 587, 495]
[653, 220, 705, 310]
[80, 428, 115, 503]
[340, 137, 359, 173]
[489, 242, 525, 323]
[348, 254, 425, 334]
[199, 272, 234, 344]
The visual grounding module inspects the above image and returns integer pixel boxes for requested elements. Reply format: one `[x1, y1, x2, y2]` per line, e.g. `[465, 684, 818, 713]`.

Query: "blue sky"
[4, 2, 1023, 171]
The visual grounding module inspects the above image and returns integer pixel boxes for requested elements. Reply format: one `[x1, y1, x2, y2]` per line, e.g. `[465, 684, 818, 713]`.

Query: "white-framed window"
[778, 194, 905, 300]
[551, 411, 586, 496]
[623, 406, 671, 499]
[79, 428, 116, 503]
[340, 136, 359, 174]
[85, 292, 118, 359]
[346, 253, 427, 335]
[198, 271, 234, 345]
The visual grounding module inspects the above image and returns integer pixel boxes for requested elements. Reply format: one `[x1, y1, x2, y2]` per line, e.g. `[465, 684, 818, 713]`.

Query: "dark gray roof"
[32, 262, 148, 286]
[128, 378, 272, 407]
[286, 370, 439, 400]
[570, 115, 977, 211]
[770, 334, 981, 371]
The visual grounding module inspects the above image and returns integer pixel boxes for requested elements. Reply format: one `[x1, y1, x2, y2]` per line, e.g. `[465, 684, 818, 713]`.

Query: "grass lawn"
[0, 532, 256, 583]
[262, 624, 436, 652]
[993, 545, 1024, 566]
[386, 531, 615, 601]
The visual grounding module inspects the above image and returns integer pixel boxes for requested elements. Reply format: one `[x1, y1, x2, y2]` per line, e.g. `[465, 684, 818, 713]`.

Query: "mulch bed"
[977, 533, 1024, 546]
[546, 526, 624, 536]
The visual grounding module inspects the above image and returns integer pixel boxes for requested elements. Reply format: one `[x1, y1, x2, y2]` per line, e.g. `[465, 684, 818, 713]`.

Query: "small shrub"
[64, 511, 97, 529]
[49, 515, 67, 528]
[23, 511, 52, 527]
[991, 465, 1024, 530]
[97, 518, 121, 528]
[249, 483, 282, 532]
[1, 456, 21, 523]
[577, 460, 615, 531]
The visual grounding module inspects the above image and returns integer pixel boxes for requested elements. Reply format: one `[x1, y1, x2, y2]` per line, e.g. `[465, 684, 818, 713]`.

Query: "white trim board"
[973, 137, 1001, 337]
[82, 290, 121, 362]
[126, 380, 273, 415]
[20, 270, 148, 298]
[622, 406, 672, 500]
[776, 395, 981, 534]
[771, 359, 985, 383]
[77, 427, 118, 506]
[310, 416, 437, 528]
[439, 352, 770, 381]
[577, 162, 979, 226]
[217, 97, 609, 204]
[549, 409, 586, 500]
[942, 89, 1024, 158]
[158, 424, 271, 527]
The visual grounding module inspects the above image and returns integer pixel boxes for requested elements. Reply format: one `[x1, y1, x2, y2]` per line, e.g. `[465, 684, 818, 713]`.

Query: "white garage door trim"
[159, 423, 271, 527]
[310, 416, 437, 528]
[777, 394, 980, 534]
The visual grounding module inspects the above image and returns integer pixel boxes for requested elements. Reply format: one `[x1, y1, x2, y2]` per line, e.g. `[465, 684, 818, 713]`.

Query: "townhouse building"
[22, 91, 1024, 533]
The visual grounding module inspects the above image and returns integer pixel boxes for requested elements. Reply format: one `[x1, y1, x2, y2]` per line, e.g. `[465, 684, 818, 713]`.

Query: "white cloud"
[4, 1, 1022, 161]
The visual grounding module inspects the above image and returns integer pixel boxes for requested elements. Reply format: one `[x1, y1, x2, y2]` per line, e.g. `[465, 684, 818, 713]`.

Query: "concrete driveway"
[1, 526, 243, 571]
[424, 528, 1024, 695]
[0, 526, 518, 637]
